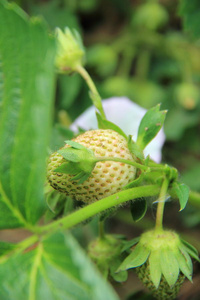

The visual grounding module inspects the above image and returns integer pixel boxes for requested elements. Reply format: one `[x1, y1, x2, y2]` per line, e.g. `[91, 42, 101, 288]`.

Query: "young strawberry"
[47, 129, 136, 203]
[118, 229, 199, 300]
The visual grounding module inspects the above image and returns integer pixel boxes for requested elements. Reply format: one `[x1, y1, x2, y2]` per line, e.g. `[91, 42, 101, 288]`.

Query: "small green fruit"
[118, 229, 199, 300]
[47, 129, 136, 203]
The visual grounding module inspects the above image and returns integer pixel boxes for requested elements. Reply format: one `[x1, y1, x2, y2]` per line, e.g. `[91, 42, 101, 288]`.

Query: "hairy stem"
[39, 185, 160, 236]
[155, 177, 169, 232]
[76, 65, 106, 119]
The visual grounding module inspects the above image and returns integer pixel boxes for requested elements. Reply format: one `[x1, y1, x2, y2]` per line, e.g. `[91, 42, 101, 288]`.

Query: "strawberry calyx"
[118, 229, 199, 288]
[54, 140, 97, 184]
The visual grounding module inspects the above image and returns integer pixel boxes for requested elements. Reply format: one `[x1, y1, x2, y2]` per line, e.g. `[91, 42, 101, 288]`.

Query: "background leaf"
[0, 1, 56, 228]
[0, 232, 119, 300]
[179, 0, 200, 38]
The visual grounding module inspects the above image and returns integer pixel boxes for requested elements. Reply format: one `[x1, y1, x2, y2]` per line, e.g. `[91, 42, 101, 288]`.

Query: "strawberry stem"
[39, 185, 160, 236]
[96, 156, 149, 171]
[76, 65, 106, 119]
[155, 176, 169, 232]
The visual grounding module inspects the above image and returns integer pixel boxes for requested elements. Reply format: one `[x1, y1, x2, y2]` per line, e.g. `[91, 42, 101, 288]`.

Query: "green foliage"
[96, 112, 127, 139]
[136, 105, 167, 150]
[130, 198, 147, 222]
[0, 0, 56, 227]
[0, 233, 119, 300]
[171, 182, 190, 211]
[0, 1, 200, 299]
[179, 0, 200, 38]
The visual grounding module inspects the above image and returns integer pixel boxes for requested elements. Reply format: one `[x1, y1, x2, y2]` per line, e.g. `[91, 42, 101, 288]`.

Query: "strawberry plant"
[0, 1, 200, 300]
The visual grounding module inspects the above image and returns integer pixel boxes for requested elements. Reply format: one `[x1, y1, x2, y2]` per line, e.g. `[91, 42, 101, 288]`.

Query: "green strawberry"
[136, 262, 185, 300]
[47, 129, 136, 203]
[118, 229, 199, 300]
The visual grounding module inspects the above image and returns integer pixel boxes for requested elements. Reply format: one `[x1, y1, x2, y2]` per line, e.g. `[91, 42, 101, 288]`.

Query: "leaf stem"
[96, 156, 149, 171]
[155, 177, 169, 232]
[76, 65, 106, 119]
[39, 185, 160, 236]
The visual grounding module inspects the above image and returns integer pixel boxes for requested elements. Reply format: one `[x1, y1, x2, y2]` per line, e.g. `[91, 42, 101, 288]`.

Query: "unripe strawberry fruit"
[136, 263, 185, 300]
[47, 129, 136, 203]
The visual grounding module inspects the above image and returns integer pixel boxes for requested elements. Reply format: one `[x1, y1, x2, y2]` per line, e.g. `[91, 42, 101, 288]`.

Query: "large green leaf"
[179, 0, 200, 38]
[0, 1, 56, 228]
[0, 233, 119, 300]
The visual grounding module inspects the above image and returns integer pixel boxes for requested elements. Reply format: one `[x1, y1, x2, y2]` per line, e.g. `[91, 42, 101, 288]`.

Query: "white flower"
[70, 97, 165, 163]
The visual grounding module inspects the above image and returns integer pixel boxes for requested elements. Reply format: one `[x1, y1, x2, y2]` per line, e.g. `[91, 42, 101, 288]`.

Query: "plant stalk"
[39, 185, 160, 236]
[155, 177, 169, 232]
[76, 65, 106, 119]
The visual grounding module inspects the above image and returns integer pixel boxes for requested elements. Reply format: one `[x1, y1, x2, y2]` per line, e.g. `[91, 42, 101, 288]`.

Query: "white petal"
[70, 97, 165, 163]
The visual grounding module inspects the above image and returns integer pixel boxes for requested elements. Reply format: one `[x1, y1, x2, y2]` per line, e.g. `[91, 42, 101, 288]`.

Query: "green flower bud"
[55, 27, 85, 74]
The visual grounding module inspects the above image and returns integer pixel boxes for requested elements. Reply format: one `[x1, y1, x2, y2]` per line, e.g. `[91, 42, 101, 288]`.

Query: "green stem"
[76, 65, 106, 119]
[39, 185, 160, 236]
[155, 177, 169, 232]
[96, 156, 149, 171]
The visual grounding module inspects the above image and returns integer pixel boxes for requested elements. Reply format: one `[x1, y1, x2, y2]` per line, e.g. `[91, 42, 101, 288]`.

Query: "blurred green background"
[10, 1, 200, 298]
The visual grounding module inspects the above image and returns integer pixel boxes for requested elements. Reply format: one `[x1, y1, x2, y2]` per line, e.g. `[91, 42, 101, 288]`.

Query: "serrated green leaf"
[172, 182, 190, 211]
[149, 250, 162, 288]
[118, 243, 150, 271]
[0, 2, 56, 228]
[160, 249, 180, 287]
[175, 248, 192, 282]
[181, 239, 200, 262]
[0, 232, 119, 300]
[136, 104, 167, 150]
[127, 136, 144, 160]
[179, 0, 200, 38]
[130, 198, 147, 222]
[96, 112, 127, 139]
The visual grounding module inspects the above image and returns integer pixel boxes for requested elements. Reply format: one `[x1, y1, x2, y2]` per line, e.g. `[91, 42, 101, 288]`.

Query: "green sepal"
[121, 237, 140, 253]
[180, 239, 200, 262]
[110, 259, 128, 282]
[96, 112, 127, 139]
[171, 182, 190, 211]
[71, 171, 91, 184]
[175, 248, 193, 282]
[160, 248, 180, 287]
[123, 172, 145, 189]
[127, 136, 144, 160]
[54, 141, 97, 184]
[64, 140, 86, 150]
[149, 250, 162, 288]
[117, 243, 150, 271]
[54, 162, 80, 175]
[136, 104, 167, 150]
[130, 198, 147, 222]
